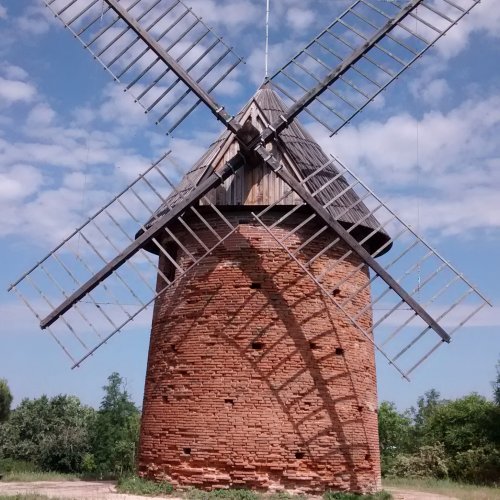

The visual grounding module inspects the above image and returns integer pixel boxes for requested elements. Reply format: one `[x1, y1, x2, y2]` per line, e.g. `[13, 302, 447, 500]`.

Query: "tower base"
[139, 213, 381, 493]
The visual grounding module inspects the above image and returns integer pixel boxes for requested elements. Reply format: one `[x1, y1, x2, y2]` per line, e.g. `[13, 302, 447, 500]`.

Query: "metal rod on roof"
[265, 0, 270, 78]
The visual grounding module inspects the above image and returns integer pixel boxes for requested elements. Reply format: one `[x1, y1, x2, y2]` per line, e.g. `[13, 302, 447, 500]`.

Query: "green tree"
[0, 379, 13, 422]
[0, 394, 95, 472]
[378, 401, 413, 474]
[90, 372, 140, 477]
[421, 394, 498, 455]
[493, 358, 500, 405]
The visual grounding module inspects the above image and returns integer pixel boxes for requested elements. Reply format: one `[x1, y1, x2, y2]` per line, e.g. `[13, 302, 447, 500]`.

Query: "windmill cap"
[138, 85, 391, 256]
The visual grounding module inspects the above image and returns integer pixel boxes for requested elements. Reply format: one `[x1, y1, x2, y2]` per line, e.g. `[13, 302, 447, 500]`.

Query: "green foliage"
[448, 445, 500, 484]
[416, 394, 498, 455]
[381, 386, 500, 485]
[410, 389, 443, 445]
[378, 401, 413, 474]
[0, 372, 140, 479]
[116, 475, 174, 495]
[267, 493, 306, 500]
[383, 477, 500, 500]
[0, 379, 13, 423]
[386, 443, 448, 479]
[0, 395, 95, 473]
[493, 359, 500, 406]
[90, 372, 140, 477]
[0, 458, 40, 474]
[323, 491, 392, 500]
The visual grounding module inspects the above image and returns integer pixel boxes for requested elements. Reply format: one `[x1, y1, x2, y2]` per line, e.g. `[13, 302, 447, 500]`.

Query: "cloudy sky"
[0, 0, 499, 411]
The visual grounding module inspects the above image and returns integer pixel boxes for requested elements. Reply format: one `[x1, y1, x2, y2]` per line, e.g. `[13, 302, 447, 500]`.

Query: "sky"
[0, 0, 499, 412]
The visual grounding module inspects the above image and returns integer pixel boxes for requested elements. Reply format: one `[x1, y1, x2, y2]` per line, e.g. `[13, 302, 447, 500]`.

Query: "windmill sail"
[10, 0, 488, 375]
[9, 153, 238, 367]
[268, 0, 480, 136]
[43, 0, 243, 133]
[10, 87, 489, 376]
[251, 153, 489, 379]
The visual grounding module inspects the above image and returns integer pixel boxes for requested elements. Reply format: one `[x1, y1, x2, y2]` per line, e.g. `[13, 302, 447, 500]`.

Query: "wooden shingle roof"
[146, 84, 389, 253]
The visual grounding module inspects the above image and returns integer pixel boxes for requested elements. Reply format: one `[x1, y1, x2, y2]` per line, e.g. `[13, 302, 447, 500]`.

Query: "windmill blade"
[44, 0, 243, 134]
[268, 0, 480, 137]
[250, 154, 490, 379]
[9, 152, 240, 368]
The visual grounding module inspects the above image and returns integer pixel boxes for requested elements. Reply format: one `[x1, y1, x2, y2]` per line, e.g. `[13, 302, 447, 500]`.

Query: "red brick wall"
[138, 211, 381, 493]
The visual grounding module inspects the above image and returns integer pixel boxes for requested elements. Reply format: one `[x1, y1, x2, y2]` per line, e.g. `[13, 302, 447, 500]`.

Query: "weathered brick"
[138, 211, 381, 493]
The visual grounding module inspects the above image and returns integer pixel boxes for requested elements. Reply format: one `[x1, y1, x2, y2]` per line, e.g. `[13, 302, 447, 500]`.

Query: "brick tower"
[138, 85, 387, 493]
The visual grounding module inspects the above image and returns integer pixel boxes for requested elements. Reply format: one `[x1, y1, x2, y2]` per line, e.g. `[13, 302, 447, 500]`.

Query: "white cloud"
[26, 102, 56, 127]
[0, 164, 43, 202]
[15, 4, 52, 36]
[2, 63, 29, 80]
[0, 76, 36, 104]
[184, 0, 260, 29]
[0, 5, 6, 20]
[434, 0, 500, 60]
[413, 78, 452, 106]
[309, 92, 500, 236]
[286, 7, 315, 31]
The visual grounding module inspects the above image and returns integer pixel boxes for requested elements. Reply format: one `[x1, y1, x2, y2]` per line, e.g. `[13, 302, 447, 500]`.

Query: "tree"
[378, 401, 413, 475]
[0, 379, 13, 422]
[0, 394, 95, 472]
[493, 358, 500, 405]
[420, 394, 498, 455]
[90, 372, 140, 476]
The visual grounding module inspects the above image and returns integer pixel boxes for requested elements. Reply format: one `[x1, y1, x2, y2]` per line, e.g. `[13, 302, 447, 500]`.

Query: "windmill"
[9, 0, 491, 494]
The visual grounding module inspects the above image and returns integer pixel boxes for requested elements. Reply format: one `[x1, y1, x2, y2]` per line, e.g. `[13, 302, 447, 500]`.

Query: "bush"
[0, 395, 95, 473]
[386, 444, 448, 480]
[448, 445, 500, 484]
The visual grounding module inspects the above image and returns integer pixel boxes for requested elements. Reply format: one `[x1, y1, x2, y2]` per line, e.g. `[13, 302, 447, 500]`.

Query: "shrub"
[448, 445, 500, 484]
[386, 444, 448, 479]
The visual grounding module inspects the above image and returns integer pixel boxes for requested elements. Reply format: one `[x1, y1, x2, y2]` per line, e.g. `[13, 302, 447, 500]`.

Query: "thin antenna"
[265, 0, 270, 78]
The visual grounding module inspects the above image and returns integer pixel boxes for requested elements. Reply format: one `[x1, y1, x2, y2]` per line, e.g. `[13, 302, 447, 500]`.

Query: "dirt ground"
[0, 480, 180, 500]
[386, 487, 457, 500]
[0, 481, 458, 500]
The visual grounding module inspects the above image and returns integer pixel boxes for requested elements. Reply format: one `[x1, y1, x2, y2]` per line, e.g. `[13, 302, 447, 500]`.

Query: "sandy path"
[387, 487, 458, 500]
[0, 481, 458, 500]
[0, 480, 182, 499]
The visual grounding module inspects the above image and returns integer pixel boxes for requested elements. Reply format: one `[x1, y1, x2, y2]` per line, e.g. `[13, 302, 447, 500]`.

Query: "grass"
[116, 477, 392, 499]
[384, 477, 500, 500]
[0, 459, 79, 483]
[116, 475, 174, 496]
[184, 489, 260, 500]
[0, 471, 80, 483]
[324, 491, 392, 500]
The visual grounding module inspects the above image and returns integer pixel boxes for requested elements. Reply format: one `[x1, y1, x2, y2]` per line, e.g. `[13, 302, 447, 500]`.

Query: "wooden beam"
[102, 0, 241, 135]
[253, 144, 451, 343]
[40, 156, 243, 329]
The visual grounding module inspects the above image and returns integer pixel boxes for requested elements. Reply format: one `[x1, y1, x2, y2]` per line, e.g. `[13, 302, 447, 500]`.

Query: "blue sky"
[0, 0, 499, 411]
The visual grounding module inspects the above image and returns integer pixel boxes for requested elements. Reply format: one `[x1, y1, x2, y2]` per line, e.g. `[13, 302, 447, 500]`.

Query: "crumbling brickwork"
[138, 211, 381, 493]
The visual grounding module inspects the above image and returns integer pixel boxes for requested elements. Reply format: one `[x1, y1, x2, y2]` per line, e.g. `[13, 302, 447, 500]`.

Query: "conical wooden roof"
[146, 84, 389, 253]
